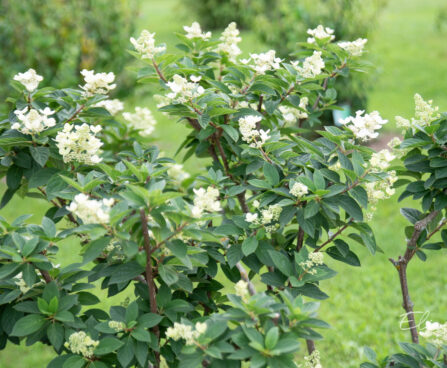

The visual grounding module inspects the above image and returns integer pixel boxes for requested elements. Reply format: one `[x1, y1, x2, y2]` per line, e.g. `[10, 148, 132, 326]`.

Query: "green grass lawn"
[2, 0, 447, 366]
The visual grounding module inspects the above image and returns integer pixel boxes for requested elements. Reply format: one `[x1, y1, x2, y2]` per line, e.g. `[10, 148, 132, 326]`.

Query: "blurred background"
[1, 0, 447, 366]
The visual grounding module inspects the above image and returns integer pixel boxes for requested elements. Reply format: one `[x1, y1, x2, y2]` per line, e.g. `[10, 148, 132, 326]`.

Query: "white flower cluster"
[130, 30, 166, 59]
[238, 115, 270, 148]
[247, 50, 282, 75]
[365, 171, 397, 219]
[166, 321, 207, 345]
[108, 320, 126, 333]
[184, 22, 211, 40]
[299, 252, 324, 275]
[339, 110, 388, 141]
[338, 38, 368, 57]
[260, 204, 282, 225]
[167, 163, 190, 182]
[93, 99, 124, 115]
[12, 107, 56, 135]
[302, 350, 323, 368]
[370, 149, 395, 171]
[279, 97, 309, 123]
[14, 272, 40, 294]
[80, 69, 116, 97]
[290, 182, 309, 198]
[13, 68, 43, 92]
[65, 331, 99, 358]
[192, 187, 221, 218]
[245, 204, 282, 229]
[395, 93, 440, 131]
[235, 280, 249, 300]
[55, 123, 103, 165]
[166, 74, 205, 104]
[216, 22, 242, 61]
[67, 194, 114, 225]
[293, 51, 325, 79]
[307, 25, 335, 44]
[123, 107, 157, 137]
[420, 321, 447, 348]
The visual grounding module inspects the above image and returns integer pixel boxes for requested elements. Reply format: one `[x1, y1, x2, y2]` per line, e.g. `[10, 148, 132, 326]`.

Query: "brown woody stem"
[140, 209, 160, 367]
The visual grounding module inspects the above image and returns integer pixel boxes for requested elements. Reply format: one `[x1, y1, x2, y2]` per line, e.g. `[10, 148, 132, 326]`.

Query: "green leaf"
[95, 337, 124, 355]
[263, 162, 280, 186]
[265, 327, 279, 350]
[109, 261, 145, 284]
[221, 125, 239, 142]
[30, 146, 50, 167]
[47, 323, 64, 350]
[131, 327, 151, 342]
[138, 313, 163, 328]
[242, 237, 258, 256]
[117, 338, 134, 368]
[268, 250, 293, 276]
[63, 355, 86, 368]
[11, 314, 46, 336]
[338, 195, 363, 221]
[159, 265, 179, 286]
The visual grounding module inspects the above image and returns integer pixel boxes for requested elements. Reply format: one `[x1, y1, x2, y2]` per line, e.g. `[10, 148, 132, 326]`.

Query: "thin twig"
[152, 59, 167, 83]
[314, 222, 350, 253]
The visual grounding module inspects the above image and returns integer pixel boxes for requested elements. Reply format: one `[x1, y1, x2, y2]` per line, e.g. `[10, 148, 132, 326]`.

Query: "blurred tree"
[0, 0, 139, 106]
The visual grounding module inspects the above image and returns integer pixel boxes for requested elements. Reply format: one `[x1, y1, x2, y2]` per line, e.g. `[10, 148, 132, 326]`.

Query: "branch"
[152, 59, 167, 83]
[389, 210, 440, 344]
[40, 270, 52, 283]
[314, 222, 350, 253]
[65, 104, 86, 124]
[296, 227, 304, 252]
[139, 209, 160, 367]
[235, 262, 256, 296]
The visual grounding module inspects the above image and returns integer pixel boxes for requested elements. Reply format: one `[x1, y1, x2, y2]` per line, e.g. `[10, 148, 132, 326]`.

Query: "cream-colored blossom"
[55, 123, 103, 165]
[301, 349, 323, 368]
[80, 69, 116, 97]
[12, 107, 55, 135]
[216, 22, 242, 61]
[64, 331, 99, 358]
[338, 38, 368, 57]
[300, 252, 324, 275]
[123, 107, 157, 137]
[108, 321, 126, 333]
[67, 193, 114, 225]
[191, 187, 221, 218]
[249, 50, 282, 75]
[93, 99, 124, 115]
[235, 280, 249, 300]
[307, 25, 335, 44]
[167, 163, 190, 182]
[238, 115, 270, 148]
[293, 51, 325, 79]
[183, 22, 211, 40]
[290, 182, 309, 198]
[279, 97, 309, 123]
[339, 110, 388, 141]
[370, 149, 395, 171]
[130, 30, 166, 59]
[420, 321, 447, 347]
[13, 68, 43, 92]
[166, 321, 206, 345]
[166, 74, 205, 103]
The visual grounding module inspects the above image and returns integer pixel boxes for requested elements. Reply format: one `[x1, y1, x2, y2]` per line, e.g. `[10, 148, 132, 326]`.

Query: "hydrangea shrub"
[0, 21, 418, 368]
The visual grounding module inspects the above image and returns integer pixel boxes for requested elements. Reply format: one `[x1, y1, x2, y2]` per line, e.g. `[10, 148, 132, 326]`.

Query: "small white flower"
[166, 321, 205, 345]
[235, 280, 249, 299]
[302, 349, 323, 368]
[12, 107, 56, 135]
[293, 51, 325, 79]
[108, 321, 126, 332]
[55, 123, 103, 165]
[260, 204, 282, 225]
[245, 213, 258, 223]
[166, 74, 205, 103]
[299, 252, 324, 275]
[130, 30, 166, 59]
[13, 68, 43, 92]
[123, 107, 157, 137]
[67, 193, 114, 225]
[252, 200, 260, 208]
[290, 182, 309, 198]
[183, 22, 211, 40]
[64, 331, 99, 358]
[339, 110, 388, 141]
[370, 149, 395, 171]
[420, 321, 447, 348]
[195, 322, 207, 335]
[167, 163, 190, 182]
[249, 50, 282, 74]
[191, 187, 221, 218]
[80, 69, 116, 97]
[279, 97, 309, 123]
[216, 22, 242, 61]
[338, 38, 368, 57]
[307, 25, 335, 43]
[190, 75, 202, 83]
[93, 99, 124, 115]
